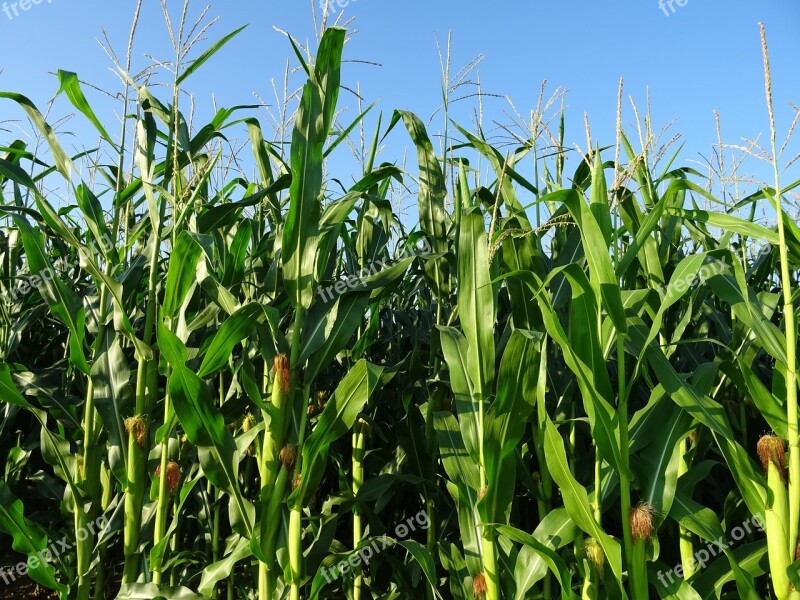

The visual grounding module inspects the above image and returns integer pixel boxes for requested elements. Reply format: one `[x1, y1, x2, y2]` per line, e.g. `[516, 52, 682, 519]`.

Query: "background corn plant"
[0, 4, 799, 600]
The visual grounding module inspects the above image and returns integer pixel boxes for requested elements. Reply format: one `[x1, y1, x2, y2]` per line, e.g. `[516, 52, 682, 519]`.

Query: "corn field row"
[0, 11, 799, 600]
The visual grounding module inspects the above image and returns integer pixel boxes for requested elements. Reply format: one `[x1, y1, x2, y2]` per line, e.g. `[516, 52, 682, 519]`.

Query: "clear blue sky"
[1, 1, 799, 210]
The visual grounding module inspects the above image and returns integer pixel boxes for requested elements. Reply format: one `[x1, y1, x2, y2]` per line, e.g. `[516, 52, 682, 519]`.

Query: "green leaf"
[508, 509, 579, 598]
[56, 70, 115, 147]
[75, 183, 117, 263]
[396, 540, 443, 599]
[116, 583, 211, 600]
[457, 208, 495, 402]
[481, 330, 541, 524]
[434, 411, 481, 494]
[197, 303, 265, 378]
[693, 541, 768, 599]
[198, 173, 290, 233]
[510, 266, 630, 480]
[299, 291, 371, 381]
[198, 536, 252, 597]
[0, 480, 65, 593]
[176, 26, 248, 85]
[91, 330, 133, 486]
[11, 215, 89, 373]
[544, 417, 624, 589]
[289, 360, 383, 509]
[162, 231, 204, 319]
[283, 27, 345, 309]
[497, 525, 579, 600]
[560, 188, 627, 332]
[670, 493, 760, 600]
[0, 363, 32, 408]
[391, 110, 450, 296]
[589, 151, 613, 246]
[636, 407, 693, 528]
[434, 412, 483, 574]
[158, 324, 253, 536]
[0, 92, 74, 180]
[666, 204, 780, 245]
[438, 326, 481, 463]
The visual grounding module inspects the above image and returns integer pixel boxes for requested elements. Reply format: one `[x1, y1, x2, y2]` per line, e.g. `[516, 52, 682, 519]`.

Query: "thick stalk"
[152, 312, 180, 584]
[260, 353, 291, 597]
[93, 464, 113, 600]
[150, 47, 186, 586]
[123, 207, 161, 583]
[535, 340, 553, 599]
[211, 485, 221, 600]
[288, 508, 303, 600]
[92, 204, 122, 600]
[630, 539, 648, 598]
[617, 337, 634, 597]
[78, 246, 117, 597]
[677, 436, 696, 580]
[480, 531, 499, 600]
[257, 418, 280, 596]
[352, 422, 366, 600]
[765, 460, 791, 599]
[76, 374, 103, 600]
[73, 477, 92, 600]
[122, 413, 146, 583]
[592, 447, 602, 522]
[478, 353, 498, 600]
[761, 22, 799, 555]
[263, 466, 290, 590]
[152, 384, 172, 585]
[105, 17, 132, 590]
[287, 308, 307, 600]
[424, 299, 443, 600]
[584, 447, 602, 596]
[257, 430, 273, 599]
[258, 365, 271, 599]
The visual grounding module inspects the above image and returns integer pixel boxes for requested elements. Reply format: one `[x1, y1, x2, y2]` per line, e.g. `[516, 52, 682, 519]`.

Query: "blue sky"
[1, 1, 798, 211]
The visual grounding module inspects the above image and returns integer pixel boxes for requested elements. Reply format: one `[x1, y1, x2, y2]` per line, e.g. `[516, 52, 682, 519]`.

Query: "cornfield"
[0, 4, 799, 600]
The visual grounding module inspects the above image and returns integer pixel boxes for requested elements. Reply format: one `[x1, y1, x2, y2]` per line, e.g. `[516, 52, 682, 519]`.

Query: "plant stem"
[630, 539, 648, 599]
[123, 179, 162, 583]
[535, 340, 553, 600]
[481, 530, 500, 600]
[152, 341, 174, 585]
[761, 22, 798, 556]
[352, 421, 366, 600]
[765, 459, 791, 599]
[260, 349, 293, 597]
[122, 418, 146, 583]
[617, 336, 634, 597]
[288, 308, 307, 600]
[212, 485, 221, 600]
[678, 436, 695, 580]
